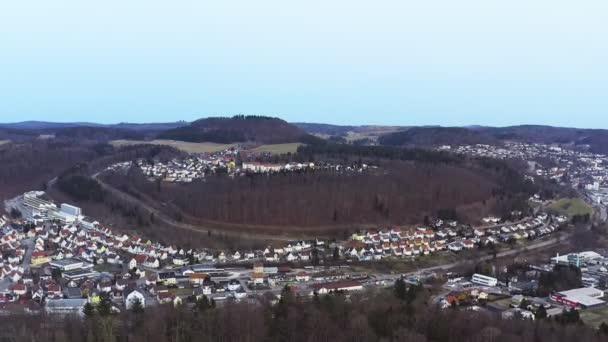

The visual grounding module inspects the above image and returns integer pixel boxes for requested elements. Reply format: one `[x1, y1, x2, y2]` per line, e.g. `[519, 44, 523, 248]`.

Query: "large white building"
[471, 274, 498, 287]
[60, 203, 82, 217]
[241, 162, 283, 173]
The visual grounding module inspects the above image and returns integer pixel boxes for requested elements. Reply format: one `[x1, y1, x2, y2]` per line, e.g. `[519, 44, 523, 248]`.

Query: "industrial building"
[550, 287, 606, 308]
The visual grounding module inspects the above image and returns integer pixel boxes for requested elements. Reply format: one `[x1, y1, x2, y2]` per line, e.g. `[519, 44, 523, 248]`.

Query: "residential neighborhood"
[105, 147, 373, 183]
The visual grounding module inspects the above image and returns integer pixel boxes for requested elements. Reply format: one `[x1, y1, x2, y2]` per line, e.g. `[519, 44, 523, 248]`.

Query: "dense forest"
[378, 127, 501, 147]
[1, 283, 607, 342]
[103, 154, 535, 229]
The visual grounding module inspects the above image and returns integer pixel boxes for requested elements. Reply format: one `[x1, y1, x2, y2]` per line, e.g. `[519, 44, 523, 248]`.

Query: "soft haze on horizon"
[1, 1, 607, 128]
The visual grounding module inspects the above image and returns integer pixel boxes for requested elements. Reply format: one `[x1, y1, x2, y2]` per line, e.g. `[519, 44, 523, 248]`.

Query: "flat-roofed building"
[50, 258, 85, 272]
[60, 204, 82, 217]
[550, 287, 606, 308]
[63, 269, 97, 281]
[45, 298, 88, 315]
[471, 273, 498, 287]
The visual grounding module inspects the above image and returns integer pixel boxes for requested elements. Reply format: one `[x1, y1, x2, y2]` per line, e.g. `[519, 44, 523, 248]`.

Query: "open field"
[111, 140, 302, 154]
[250, 143, 303, 154]
[548, 198, 593, 217]
[110, 140, 238, 154]
[580, 304, 608, 328]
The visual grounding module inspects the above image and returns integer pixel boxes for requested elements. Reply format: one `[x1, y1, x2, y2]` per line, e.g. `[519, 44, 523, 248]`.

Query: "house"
[462, 240, 475, 249]
[129, 255, 147, 270]
[251, 272, 265, 285]
[145, 273, 158, 286]
[12, 283, 27, 296]
[158, 272, 177, 286]
[106, 254, 121, 265]
[188, 273, 208, 286]
[295, 272, 310, 282]
[32, 286, 44, 302]
[144, 257, 160, 269]
[299, 251, 310, 261]
[172, 255, 188, 266]
[157, 292, 175, 304]
[227, 279, 241, 292]
[448, 242, 463, 252]
[125, 290, 146, 309]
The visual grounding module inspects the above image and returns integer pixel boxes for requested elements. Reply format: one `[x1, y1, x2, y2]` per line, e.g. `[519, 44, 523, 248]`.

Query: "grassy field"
[548, 198, 593, 217]
[580, 304, 608, 328]
[111, 139, 303, 155]
[110, 140, 238, 154]
[250, 143, 303, 154]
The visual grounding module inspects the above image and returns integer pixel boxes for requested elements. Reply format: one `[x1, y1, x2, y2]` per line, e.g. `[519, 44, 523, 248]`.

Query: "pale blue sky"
[1, 1, 607, 127]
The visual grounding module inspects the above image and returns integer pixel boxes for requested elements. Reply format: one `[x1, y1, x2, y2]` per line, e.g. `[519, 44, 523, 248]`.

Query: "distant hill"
[0, 121, 188, 131]
[293, 123, 357, 136]
[378, 127, 500, 147]
[158, 116, 310, 144]
[477, 125, 608, 153]
[52, 126, 146, 141]
[375, 125, 608, 154]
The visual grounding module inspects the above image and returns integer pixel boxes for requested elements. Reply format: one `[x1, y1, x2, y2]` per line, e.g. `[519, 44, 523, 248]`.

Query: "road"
[91, 172, 292, 242]
[21, 237, 35, 273]
[233, 233, 572, 300]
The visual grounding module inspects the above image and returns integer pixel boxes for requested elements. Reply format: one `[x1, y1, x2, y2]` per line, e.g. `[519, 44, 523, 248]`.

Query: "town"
[0, 141, 606, 330]
[0, 185, 574, 317]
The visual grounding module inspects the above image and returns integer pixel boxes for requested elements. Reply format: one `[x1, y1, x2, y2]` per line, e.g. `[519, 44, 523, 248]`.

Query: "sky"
[1, 1, 607, 128]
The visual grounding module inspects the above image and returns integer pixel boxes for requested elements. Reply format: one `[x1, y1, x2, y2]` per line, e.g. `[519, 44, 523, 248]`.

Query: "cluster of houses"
[344, 213, 566, 261]
[450, 142, 608, 205]
[105, 145, 378, 184]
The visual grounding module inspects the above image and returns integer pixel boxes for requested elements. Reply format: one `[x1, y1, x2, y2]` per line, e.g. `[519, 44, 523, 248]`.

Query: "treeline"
[104, 161, 503, 227]
[159, 128, 246, 144]
[295, 143, 465, 165]
[1, 285, 607, 342]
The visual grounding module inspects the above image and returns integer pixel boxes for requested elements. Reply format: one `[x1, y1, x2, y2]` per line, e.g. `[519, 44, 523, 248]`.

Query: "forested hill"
[378, 127, 501, 147]
[158, 116, 311, 144]
[378, 125, 608, 154]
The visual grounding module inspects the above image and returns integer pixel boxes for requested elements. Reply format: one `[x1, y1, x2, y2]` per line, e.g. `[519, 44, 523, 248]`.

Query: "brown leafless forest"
[103, 158, 531, 229]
